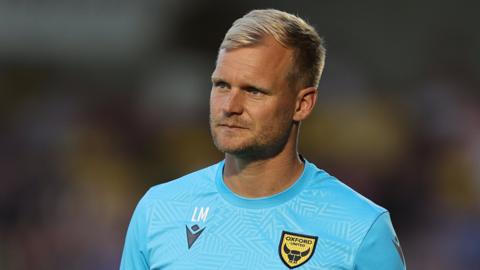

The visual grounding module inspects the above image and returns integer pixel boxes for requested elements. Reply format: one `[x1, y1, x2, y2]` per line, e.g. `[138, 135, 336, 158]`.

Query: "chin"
[214, 132, 292, 160]
[215, 142, 249, 154]
[214, 137, 251, 154]
[215, 141, 278, 160]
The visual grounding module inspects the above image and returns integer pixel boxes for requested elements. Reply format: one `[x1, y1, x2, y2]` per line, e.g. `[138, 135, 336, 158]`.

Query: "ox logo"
[278, 231, 317, 269]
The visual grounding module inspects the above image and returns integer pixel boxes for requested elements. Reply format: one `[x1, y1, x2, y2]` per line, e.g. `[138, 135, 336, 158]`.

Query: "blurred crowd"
[1, 1, 479, 269]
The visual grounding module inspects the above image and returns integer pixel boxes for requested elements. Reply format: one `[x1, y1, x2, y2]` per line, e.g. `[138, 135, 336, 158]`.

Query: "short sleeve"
[120, 192, 151, 270]
[354, 212, 406, 270]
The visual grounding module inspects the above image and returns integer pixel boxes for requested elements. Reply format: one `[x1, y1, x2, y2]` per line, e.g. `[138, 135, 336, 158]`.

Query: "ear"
[293, 87, 317, 122]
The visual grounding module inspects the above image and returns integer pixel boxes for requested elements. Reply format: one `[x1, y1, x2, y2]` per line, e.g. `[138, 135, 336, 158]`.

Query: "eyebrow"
[211, 76, 224, 83]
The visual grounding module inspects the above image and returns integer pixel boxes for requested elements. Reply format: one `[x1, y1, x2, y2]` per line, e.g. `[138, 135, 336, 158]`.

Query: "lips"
[218, 124, 247, 129]
[216, 120, 249, 129]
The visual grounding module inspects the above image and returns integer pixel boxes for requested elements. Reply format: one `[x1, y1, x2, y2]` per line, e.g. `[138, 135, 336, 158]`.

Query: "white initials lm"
[191, 207, 209, 222]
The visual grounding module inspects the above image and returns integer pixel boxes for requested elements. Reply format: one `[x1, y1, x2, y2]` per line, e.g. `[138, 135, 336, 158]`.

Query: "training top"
[120, 159, 406, 270]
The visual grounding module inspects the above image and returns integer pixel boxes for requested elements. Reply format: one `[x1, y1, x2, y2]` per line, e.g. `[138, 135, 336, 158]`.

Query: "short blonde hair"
[220, 9, 326, 89]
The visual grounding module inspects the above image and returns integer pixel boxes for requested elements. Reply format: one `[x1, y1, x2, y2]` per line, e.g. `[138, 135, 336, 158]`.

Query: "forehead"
[213, 38, 294, 87]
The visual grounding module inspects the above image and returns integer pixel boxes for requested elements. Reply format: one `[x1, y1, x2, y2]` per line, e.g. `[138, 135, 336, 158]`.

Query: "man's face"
[209, 37, 298, 158]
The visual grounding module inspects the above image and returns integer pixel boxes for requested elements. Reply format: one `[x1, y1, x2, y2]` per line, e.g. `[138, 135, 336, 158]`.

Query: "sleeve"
[120, 192, 151, 270]
[354, 212, 406, 270]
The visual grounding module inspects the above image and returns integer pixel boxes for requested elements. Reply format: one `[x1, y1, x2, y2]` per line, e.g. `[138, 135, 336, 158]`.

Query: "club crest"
[278, 231, 318, 269]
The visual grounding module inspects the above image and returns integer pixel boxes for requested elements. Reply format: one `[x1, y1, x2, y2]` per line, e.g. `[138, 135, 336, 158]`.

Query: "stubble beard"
[209, 115, 294, 160]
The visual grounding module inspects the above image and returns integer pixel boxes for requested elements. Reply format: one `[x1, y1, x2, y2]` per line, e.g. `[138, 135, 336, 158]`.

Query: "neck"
[223, 130, 304, 198]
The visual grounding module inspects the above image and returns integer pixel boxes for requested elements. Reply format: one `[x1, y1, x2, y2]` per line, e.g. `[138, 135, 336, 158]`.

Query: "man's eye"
[247, 87, 263, 95]
[214, 81, 228, 89]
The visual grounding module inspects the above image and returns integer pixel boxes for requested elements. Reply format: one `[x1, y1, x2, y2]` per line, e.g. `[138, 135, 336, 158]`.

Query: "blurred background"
[1, 0, 479, 269]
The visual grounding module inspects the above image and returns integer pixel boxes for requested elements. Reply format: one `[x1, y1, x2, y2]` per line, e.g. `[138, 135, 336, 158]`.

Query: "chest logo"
[186, 224, 205, 249]
[279, 231, 318, 269]
[186, 206, 209, 249]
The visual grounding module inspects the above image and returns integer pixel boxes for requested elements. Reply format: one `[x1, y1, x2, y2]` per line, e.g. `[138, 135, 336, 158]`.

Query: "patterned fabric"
[120, 160, 406, 269]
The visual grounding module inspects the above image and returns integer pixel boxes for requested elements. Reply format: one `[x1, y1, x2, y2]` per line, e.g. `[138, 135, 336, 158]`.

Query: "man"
[120, 9, 406, 270]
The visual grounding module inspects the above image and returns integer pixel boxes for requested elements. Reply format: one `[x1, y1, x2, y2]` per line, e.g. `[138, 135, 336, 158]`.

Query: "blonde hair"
[220, 9, 326, 89]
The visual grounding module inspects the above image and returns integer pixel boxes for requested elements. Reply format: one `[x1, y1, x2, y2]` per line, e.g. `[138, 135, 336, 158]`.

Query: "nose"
[222, 88, 244, 116]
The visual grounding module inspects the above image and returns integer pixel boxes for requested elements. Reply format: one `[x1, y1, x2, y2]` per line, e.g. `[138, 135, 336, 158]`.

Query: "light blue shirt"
[120, 159, 406, 269]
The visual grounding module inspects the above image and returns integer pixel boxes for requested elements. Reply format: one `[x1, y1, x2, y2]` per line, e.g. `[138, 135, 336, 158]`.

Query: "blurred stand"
[1, 1, 479, 269]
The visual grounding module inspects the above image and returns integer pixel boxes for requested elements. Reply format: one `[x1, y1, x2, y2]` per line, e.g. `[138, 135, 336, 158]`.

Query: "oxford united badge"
[279, 231, 318, 269]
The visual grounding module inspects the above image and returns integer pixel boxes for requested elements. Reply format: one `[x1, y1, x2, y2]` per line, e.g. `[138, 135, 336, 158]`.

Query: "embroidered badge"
[279, 231, 318, 269]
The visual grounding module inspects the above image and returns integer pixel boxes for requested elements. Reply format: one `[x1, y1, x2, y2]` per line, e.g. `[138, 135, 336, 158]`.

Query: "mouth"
[218, 124, 247, 129]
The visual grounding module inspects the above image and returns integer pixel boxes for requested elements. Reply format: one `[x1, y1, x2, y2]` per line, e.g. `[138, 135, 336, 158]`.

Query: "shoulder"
[130, 161, 221, 227]
[302, 160, 387, 224]
[299, 161, 399, 266]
